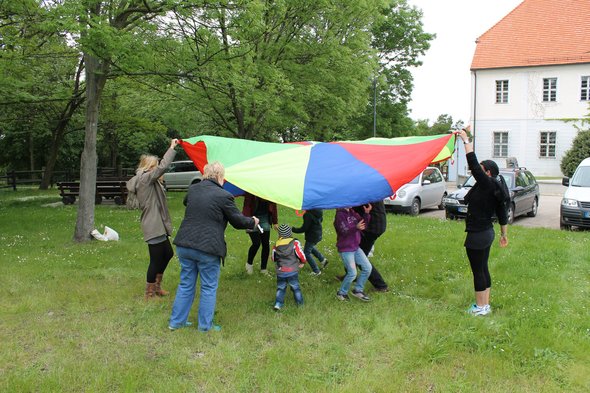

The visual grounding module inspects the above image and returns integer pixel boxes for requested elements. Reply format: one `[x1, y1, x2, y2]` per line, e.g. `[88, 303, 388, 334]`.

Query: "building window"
[539, 131, 556, 158]
[581, 76, 590, 101]
[543, 78, 557, 102]
[493, 132, 509, 158]
[495, 80, 509, 103]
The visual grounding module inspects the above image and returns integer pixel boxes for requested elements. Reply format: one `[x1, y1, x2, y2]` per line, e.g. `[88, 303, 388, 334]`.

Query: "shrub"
[560, 130, 590, 177]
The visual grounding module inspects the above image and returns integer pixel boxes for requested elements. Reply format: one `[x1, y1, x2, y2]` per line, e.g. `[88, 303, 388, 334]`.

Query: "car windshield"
[408, 174, 420, 184]
[499, 172, 515, 188]
[463, 176, 476, 187]
[463, 173, 514, 188]
[572, 166, 590, 187]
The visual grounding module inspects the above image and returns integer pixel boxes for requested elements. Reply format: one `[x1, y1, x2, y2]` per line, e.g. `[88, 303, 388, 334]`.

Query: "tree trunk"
[73, 53, 108, 242]
[40, 60, 85, 190]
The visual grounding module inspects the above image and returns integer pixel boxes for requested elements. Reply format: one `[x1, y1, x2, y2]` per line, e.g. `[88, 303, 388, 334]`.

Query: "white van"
[560, 157, 590, 230]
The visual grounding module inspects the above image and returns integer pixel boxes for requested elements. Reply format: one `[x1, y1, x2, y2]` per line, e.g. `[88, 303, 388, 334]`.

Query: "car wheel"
[438, 192, 447, 210]
[410, 198, 420, 216]
[527, 198, 538, 217]
[507, 203, 515, 224]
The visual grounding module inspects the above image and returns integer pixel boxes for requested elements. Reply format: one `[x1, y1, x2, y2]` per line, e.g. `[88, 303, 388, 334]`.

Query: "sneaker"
[320, 259, 329, 269]
[273, 304, 282, 311]
[336, 292, 350, 301]
[245, 263, 253, 275]
[466, 303, 478, 314]
[311, 271, 322, 276]
[469, 304, 491, 316]
[168, 321, 193, 331]
[260, 269, 270, 276]
[474, 304, 491, 316]
[351, 290, 371, 302]
[373, 286, 390, 293]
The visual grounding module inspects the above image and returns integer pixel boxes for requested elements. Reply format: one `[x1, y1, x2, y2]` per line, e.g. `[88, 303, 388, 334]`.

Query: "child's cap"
[277, 224, 292, 238]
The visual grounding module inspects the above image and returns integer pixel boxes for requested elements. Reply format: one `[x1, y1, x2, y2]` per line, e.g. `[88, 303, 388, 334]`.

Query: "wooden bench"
[57, 179, 129, 205]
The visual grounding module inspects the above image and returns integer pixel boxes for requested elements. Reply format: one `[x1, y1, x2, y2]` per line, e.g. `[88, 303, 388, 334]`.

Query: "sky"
[406, 0, 524, 124]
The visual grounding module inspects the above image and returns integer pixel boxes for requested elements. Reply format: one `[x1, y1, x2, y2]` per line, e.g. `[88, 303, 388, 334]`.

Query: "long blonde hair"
[137, 154, 158, 172]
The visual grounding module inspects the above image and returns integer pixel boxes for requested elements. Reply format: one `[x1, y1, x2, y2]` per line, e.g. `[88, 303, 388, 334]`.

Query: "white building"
[467, 0, 590, 177]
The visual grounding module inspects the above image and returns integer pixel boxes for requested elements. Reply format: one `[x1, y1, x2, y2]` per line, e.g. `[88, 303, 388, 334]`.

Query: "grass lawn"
[1, 189, 589, 392]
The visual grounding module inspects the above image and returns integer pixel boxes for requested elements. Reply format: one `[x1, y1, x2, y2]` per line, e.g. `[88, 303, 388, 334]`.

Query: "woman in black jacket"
[458, 127, 509, 316]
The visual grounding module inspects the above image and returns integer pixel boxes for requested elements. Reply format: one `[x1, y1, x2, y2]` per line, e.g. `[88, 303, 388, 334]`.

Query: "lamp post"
[372, 77, 377, 138]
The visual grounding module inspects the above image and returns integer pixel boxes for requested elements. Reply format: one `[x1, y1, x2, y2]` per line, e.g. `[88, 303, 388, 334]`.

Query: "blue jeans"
[169, 246, 221, 331]
[338, 248, 372, 294]
[275, 274, 304, 308]
[304, 242, 325, 273]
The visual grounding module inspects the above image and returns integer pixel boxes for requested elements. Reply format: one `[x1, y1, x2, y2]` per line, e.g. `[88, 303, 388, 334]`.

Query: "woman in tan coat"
[128, 139, 178, 299]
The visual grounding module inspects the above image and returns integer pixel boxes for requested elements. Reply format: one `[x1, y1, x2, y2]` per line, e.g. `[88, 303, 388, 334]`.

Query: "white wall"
[470, 63, 590, 176]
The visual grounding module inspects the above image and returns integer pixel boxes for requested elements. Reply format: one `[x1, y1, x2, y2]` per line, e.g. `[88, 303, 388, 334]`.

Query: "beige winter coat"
[132, 148, 177, 242]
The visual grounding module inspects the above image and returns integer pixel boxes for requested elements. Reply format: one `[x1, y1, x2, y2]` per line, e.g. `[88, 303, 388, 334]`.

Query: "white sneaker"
[471, 304, 491, 316]
[260, 269, 271, 276]
[245, 263, 253, 275]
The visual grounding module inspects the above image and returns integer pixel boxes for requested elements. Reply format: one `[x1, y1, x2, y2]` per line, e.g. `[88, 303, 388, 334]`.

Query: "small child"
[292, 209, 328, 276]
[333, 205, 373, 302]
[272, 224, 307, 310]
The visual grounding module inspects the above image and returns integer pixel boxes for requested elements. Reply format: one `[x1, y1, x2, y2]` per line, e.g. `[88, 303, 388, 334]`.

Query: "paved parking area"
[418, 181, 566, 230]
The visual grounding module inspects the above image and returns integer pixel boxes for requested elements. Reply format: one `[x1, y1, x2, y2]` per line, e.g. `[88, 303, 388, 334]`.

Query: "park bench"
[57, 179, 129, 205]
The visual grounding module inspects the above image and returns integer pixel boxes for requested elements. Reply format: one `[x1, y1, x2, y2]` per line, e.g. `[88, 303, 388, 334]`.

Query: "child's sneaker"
[311, 271, 322, 276]
[336, 291, 350, 301]
[245, 263, 253, 275]
[351, 289, 371, 302]
[320, 259, 329, 269]
[273, 304, 282, 311]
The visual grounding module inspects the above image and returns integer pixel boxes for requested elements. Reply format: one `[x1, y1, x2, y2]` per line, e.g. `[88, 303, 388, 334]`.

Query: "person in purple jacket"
[333, 204, 373, 302]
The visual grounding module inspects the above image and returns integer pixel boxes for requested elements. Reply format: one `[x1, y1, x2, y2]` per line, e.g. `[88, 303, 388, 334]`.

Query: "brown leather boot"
[155, 273, 169, 296]
[145, 282, 156, 300]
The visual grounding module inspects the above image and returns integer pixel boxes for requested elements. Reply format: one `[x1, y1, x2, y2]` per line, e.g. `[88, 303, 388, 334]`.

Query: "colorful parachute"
[179, 134, 456, 210]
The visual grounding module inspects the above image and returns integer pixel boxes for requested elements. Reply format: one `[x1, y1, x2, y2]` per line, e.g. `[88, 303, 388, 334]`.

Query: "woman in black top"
[458, 127, 509, 316]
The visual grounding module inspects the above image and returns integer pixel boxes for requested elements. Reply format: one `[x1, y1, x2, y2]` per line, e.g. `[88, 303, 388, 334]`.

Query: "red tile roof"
[471, 0, 590, 70]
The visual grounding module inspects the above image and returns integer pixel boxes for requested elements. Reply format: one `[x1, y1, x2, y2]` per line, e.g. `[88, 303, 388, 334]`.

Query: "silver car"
[383, 167, 447, 216]
[163, 160, 202, 190]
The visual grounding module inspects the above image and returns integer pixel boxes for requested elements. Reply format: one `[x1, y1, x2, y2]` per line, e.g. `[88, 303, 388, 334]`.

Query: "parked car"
[444, 167, 539, 224]
[383, 167, 447, 216]
[560, 157, 590, 230]
[163, 160, 202, 190]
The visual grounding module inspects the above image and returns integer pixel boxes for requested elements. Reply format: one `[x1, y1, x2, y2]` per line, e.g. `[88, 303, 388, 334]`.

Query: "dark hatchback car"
[443, 167, 540, 224]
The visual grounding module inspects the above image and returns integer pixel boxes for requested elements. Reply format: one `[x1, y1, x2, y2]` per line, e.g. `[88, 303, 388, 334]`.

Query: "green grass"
[1, 189, 589, 392]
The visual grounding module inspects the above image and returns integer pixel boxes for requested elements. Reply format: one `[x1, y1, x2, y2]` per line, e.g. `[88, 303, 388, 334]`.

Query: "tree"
[157, 0, 383, 141]
[67, 0, 182, 241]
[0, 1, 85, 188]
[351, 0, 435, 139]
[561, 129, 590, 177]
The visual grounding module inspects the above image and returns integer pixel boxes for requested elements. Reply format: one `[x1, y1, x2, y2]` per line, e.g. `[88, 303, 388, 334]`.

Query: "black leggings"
[247, 230, 271, 270]
[466, 247, 491, 292]
[146, 238, 174, 283]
